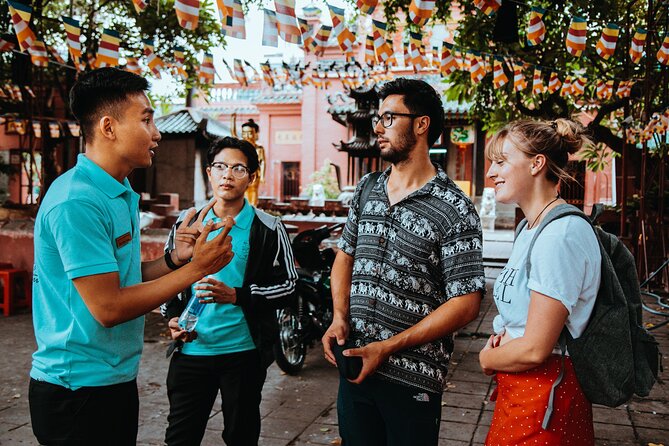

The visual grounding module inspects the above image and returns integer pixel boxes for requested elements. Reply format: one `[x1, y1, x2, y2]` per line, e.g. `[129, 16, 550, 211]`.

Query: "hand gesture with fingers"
[168, 317, 197, 343]
[191, 216, 235, 276]
[194, 277, 237, 304]
[344, 341, 391, 384]
[172, 198, 218, 264]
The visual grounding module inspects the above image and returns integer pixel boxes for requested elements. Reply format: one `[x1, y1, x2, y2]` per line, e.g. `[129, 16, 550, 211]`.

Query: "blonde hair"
[486, 118, 593, 184]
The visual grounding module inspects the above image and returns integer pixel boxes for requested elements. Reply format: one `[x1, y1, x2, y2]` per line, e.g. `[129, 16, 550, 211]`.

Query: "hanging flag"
[532, 67, 545, 94]
[198, 53, 215, 84]
[233, 59, 248, 86]
[174, 47, 188, 81]
[260, 61, 275, 87]
[62, 17, 82, 69]
[274, 0, 302, 44]
[48, 122, 61, 138]
[616, 80, 634, 98]
[32, 120, 42, 138]
[492, 56, 508, 88]
[469, 53, 485, 84]
[28, 40, 49, 67]
[310, 25, 332, 55]
[218, 0, 245, 39]
[441, 42, 457, 76]
[526, 7, 546, 46]
[566, 16, 587, 57]
[0, 35, 15, 52]
[124, 57, 142, 75]
[364, 35, 375, 66]
[357, 0, 378, 15]
[96, 28, 121, 67]
[431, 46, 440, 69]
[297, 17, 315, 52]
[132, 0, 148, 14]
[47, 45, 66, 64]
[243, 60, 260, 82]
[262, 9, 279, 47]
[560, 76, 573, 97]
[513, 63, 527, 92]
[371, 20, 393, 64]
[474, 0, 501, 17]
[6, 0, 36, 52]
[408, 0, 436, 27]
[571, 77, 586, 96]
[143, 39, 164, 77]
[410, 31, 426, 71]
[175, 0, 199, 30]
[547, 71, 562, 93]
[328, 4, 355, 52]
[221, 59, 235, 80]
[657, 35, 669, 65]
[629, 28, 647, 64]
[596, 23, 619, 60]
[596, 80, 614, 100]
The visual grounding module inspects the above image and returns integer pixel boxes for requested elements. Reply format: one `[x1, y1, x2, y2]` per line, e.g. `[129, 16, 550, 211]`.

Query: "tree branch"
[514, 91, 543, 117]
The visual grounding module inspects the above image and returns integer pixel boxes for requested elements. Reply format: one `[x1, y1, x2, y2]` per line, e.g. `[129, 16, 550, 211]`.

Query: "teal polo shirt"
[31, 154, 144, 390]
[181, 200, 256, 356]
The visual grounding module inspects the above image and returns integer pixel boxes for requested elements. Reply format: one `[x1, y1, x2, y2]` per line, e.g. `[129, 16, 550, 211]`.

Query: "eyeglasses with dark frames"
[209, 162, 250, 179]
[371, 112, 423, 128]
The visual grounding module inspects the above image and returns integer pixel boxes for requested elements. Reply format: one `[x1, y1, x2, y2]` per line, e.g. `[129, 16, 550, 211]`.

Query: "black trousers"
[29, 378, 139, 446]
[165, 349, 267, 446]
[337, 376, 442, 446]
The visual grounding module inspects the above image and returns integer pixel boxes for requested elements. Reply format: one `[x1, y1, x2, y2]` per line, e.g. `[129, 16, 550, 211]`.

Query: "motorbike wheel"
[274, 302, 307, 375]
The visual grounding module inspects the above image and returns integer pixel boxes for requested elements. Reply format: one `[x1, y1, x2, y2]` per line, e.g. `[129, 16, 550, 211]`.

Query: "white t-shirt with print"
[492, 215, 601, 344]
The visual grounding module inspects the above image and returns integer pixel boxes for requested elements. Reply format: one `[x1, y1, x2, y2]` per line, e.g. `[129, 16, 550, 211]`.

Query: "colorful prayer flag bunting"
[260, 61, 275, 87]
[657, 36, 669, 65]
[96, 28, 121, 68]
[408, 0, 436, 27]
[262, 9, 279, 47]
[566, 16, 587, 57]
[328, 4, 355, 52]
[629, 28, 647, 64]
[175, 0, 199, 30]
[571, 77, 586, 96]
[6, 0, 36, 52]
[365, 35, 375, 66]
[297, 17, 314, 52]
[218, 0, 245, 39]
[513, 63, 527, 92]
[596, 23, 619, 60]
[532, 68, 545, 94]
[233, 59, 248, 86]
[124, 57, 142, 75]
[28, 39, 49, 67]
[132, 0, 148, 14]
[198, 53, 215, 84]
[62, 17, 82, 69]
[310, 25, 332, 55]
[371, 20, 393, 64]
[492, 56, 508, 88]
[474, 0, 501, 17]
[596, 80, 614, 100]
[0, 35, 15, 52]
[274, 0, 302, 44]
[357, 0, 378, 15]
[143, 39, 164, 78]
[47, 45, 66, 64]
[526, 7, 546, 46]
[560, 76, 573, 97]
[441, 43, 457, 77]
[174, 47, 188, 81]
[469, 53, 485, 84]
[547, 71, 562, 94]
[410, 31, 426, 71]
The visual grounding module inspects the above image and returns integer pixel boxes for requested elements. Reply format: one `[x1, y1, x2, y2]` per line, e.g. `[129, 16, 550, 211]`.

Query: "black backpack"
[518, 203, 660, 420]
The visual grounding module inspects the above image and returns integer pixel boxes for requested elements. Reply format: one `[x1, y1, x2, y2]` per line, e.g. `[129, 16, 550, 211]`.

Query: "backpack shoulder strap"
[524, 203, 593, 277]
[358, 171, 382, 213]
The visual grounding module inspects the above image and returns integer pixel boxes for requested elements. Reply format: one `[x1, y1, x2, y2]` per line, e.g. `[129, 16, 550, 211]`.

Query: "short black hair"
[377, 78, 445, 146]
[69, 67, 150, 142]
[241, 118, 259, 132]
[207, 136, 259, 174]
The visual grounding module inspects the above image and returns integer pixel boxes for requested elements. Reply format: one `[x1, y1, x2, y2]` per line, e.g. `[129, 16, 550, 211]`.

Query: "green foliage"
[579, 144, 621, 172]
[305, 159, 341, 199]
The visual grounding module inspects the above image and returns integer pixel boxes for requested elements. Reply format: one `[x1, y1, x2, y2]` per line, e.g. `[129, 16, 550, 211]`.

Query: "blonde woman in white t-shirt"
[479, 119, 601, 446]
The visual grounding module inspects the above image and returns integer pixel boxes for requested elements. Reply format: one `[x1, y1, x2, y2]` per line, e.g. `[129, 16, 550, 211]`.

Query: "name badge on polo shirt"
[116, 232, 132, 249]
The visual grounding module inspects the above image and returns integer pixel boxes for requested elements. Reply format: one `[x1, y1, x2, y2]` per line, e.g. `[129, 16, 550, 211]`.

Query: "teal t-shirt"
[181, 200, 256, 356]
[30, 154, 144, 390]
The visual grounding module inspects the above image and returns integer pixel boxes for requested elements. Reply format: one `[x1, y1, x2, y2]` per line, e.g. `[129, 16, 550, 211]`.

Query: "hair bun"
[552, 118, 590, 155]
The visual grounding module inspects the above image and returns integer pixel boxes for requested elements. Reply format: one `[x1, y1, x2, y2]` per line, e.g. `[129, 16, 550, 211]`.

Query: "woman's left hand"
[479, 334, 502, 376]
[194, 277, 237, 304]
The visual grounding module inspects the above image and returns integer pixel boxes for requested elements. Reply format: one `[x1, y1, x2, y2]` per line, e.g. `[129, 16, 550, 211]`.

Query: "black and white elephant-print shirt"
[338, 165, 486, 394]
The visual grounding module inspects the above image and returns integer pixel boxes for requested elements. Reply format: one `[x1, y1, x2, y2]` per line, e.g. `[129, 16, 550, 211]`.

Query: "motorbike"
[273, 223, 344, 375]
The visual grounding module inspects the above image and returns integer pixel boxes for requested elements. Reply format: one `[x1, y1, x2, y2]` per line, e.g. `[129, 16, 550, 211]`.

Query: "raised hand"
[190, 216, 234, 277]
[172, 198, 218, 264]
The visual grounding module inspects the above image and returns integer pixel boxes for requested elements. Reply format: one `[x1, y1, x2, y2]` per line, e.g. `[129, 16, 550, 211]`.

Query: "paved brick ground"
[1, 274, 667, 445]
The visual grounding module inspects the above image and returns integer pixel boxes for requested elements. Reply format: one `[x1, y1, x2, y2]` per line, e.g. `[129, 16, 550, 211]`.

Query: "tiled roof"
[255, 92, 302, 104]
[200, 105, 259, 116]
[155, 109, 230, 137]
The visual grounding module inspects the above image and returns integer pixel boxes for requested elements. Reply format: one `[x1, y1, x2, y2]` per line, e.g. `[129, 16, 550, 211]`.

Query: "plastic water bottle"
[178, 295, 206, 332]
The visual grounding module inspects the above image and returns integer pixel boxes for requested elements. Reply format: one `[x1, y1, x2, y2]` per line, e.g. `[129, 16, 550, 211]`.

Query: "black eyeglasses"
[372, 112, 423, 128]
[209, 162, 250, 179]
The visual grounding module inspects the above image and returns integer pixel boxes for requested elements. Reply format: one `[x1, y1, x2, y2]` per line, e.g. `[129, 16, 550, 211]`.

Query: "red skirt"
[485, 355, 594, 446]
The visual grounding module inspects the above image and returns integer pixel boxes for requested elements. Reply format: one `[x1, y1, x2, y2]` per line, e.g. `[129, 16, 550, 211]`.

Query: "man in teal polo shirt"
[29, 68, 234, 445]
[161, 136, 297, 446]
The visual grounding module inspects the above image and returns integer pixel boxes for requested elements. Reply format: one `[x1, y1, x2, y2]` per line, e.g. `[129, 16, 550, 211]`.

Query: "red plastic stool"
[0, 269, 32, 316]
